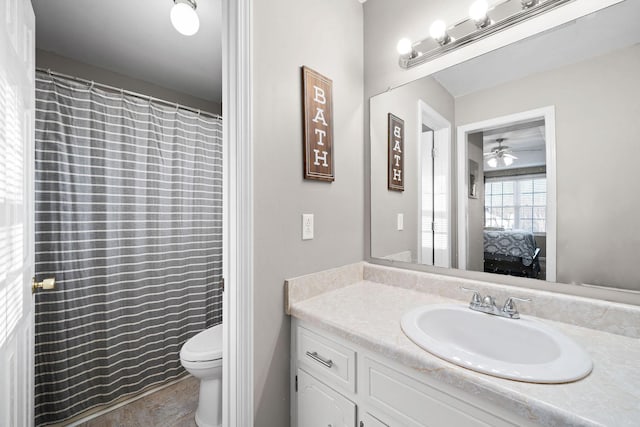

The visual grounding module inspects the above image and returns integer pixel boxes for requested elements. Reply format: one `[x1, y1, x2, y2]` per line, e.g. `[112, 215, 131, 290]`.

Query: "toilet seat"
[181, 324, 223, 363]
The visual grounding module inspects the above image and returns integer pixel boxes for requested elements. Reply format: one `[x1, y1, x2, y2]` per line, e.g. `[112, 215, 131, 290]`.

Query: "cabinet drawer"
[361, 356, 517, 427]
[297, 325, 356, 392]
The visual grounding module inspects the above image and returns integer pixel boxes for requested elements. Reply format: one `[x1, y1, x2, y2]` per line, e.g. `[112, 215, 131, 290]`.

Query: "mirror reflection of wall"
[368, 0, 640, 292]
[370, 78, 454, 265]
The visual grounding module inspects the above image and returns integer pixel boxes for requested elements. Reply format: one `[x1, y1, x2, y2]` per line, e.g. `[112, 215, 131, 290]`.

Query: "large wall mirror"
[370, 0, 640, 295]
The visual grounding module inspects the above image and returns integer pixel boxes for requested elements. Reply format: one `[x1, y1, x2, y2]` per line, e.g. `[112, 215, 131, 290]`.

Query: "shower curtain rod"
[36, 67, 221, 120]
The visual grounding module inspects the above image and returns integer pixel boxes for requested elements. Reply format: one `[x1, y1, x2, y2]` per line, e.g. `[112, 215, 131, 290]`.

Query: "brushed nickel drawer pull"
[306, 351, 334, 368]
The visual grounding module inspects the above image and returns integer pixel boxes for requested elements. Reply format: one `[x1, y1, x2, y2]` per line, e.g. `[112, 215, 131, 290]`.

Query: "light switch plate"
[302, 214, 314, 240]
[397, 213, 404, 231]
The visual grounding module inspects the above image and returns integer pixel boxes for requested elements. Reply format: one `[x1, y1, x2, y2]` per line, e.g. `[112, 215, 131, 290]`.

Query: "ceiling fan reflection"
[484, 138, 517, 168]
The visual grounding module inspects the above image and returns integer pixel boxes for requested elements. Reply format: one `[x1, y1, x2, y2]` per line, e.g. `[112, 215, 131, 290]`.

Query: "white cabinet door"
[0, 0, 36, 426]
[297, 369, 356, 427]
[360, 412, 389, 427]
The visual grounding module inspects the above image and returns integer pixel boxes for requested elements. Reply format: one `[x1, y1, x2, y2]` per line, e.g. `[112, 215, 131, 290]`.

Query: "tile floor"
[79, 376, 199, 427]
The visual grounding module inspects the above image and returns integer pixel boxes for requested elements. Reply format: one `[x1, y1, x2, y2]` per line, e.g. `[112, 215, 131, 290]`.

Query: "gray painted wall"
[370, 77, 454, 262]
[252, 0, 364, 425]
[36, 49, 222, 115]
[455, 44, 640, 290]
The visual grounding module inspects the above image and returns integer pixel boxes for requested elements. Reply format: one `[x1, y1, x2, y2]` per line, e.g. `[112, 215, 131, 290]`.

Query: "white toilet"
[180, 324, 223, 427]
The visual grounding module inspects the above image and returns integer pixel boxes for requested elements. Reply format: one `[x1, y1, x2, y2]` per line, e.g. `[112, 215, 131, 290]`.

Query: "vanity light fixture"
[522, 0, 541, 8]
[429, 20, 452, 46]
[397, 0, 573, 69]
[171, 0, 200, 36]
[396, 38, 418, 60]
[469, 0, 492, 29]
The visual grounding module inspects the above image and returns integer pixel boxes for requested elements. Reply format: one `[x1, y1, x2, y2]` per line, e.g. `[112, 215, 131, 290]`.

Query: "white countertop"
[289, 280, 640, 427]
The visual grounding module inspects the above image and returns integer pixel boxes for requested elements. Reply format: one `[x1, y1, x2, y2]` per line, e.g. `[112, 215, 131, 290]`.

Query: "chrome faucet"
[461, 287, 531, 319]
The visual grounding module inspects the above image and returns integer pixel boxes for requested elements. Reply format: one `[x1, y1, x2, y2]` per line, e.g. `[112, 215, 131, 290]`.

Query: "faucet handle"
[502, 296, 532, 318]
[461, 287, 482, 307]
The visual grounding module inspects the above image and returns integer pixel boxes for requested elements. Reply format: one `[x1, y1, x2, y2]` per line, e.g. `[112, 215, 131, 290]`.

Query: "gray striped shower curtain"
[33, 71, 223, 426]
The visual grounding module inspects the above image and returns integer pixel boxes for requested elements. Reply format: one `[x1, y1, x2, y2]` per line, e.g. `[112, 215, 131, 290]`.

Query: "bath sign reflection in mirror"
[302, 66, 334, 182]
[388, 113, 404, 191]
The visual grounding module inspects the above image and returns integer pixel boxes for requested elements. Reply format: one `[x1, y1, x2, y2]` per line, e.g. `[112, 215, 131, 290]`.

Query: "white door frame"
[418, 128, 434, 265]
[1, 0, 36, 425]
[417, 100, 452, 269]
[221, 0, 254, 426]
[456, 106, 557, 282]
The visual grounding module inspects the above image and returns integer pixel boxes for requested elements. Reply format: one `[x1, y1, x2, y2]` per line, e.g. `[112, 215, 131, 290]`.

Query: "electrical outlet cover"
[302, 214, 314, 240]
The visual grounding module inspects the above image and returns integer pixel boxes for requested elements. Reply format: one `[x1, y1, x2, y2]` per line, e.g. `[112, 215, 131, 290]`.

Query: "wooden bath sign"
[388, 113, 404, 191]
[302, 66, 334, 182]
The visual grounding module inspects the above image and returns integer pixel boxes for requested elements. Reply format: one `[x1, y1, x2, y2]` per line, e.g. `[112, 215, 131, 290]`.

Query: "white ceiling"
[434, 0, 640, 98]
[31, 0, 222, 103]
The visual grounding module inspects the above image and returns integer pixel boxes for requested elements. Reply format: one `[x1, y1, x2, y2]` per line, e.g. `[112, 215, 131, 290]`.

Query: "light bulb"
[171, 1, 200, 36]
[396, 38, 413, 56]
[469, 0, 491, 28]
[487, 157, 498, 168]
[503, 156, 514, 166]
[429, 20, 447, 41]
[469, 0, 489, 22]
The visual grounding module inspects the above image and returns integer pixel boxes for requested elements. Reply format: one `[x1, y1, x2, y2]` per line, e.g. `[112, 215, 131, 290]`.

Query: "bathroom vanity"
[293, 320, 531, 426]
[286, 262, 640, 427]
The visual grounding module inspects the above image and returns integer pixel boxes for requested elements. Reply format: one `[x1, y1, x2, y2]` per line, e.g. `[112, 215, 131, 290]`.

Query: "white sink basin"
[401, 304, 592, 383]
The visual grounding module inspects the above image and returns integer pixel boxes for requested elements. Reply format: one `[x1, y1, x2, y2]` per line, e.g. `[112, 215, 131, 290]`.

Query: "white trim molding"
[417, 100, 452, 269]
[222, 0, 253, 426]
[456, 106, 557, 282]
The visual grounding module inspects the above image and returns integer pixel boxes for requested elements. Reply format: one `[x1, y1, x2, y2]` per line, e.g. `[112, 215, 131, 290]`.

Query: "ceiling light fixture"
[484, 138, 518, 168]
[397, 0, 573, 69]
[171, 0, 200, 36]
